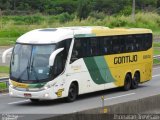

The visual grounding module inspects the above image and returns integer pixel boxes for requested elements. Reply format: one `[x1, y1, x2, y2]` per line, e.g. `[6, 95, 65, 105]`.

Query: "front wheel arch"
[66, 81, 79, 102]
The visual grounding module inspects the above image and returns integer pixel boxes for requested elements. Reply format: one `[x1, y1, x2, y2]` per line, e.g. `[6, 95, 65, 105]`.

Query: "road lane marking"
[152, 74, 160, 78]
[104, 93, 136, 101]
[8, 100, 29, 105]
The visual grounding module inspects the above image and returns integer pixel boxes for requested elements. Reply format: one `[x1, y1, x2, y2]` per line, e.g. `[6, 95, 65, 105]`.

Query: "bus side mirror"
[49, 48, 64, 67]
[2, 47, 13, 63]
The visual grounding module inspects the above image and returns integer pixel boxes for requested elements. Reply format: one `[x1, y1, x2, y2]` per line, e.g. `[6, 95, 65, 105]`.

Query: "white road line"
[152, 74, 160, 78]
[8, 100, 29, 105]
[153, 67, 160, 70]
[104, 93, 136, 101]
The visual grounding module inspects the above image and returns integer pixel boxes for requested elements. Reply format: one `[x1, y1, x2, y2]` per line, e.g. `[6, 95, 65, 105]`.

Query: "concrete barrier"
[43, 94, 160, 120]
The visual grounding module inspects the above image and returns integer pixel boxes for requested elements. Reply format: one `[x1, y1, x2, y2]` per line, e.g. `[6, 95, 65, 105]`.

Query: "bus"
[2, 26, 153, 102]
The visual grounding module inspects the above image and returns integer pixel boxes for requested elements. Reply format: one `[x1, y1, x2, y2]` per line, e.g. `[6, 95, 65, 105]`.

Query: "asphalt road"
[0, 66, 160, 119]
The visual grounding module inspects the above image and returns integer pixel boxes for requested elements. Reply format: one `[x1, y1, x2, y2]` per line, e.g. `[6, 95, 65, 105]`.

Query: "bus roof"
[17, 26, 152, 44]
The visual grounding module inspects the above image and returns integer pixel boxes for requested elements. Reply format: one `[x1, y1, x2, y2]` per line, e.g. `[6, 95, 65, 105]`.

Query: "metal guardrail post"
[153, 55, 160, 59]
[101, 96, 108, 113]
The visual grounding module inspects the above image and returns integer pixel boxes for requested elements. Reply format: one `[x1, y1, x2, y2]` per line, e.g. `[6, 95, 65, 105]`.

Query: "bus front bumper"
[9, 86, 63, 100]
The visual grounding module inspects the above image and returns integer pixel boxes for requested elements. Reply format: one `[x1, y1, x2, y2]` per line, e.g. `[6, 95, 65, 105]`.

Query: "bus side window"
[144, 34, 152, 50]
[101, 37, 109, 55]
[54, 39, 72, 73]
[125, 35, 133, 52]
[136, 35, 143, 51]
[120, 37, 126, 53]
[90, 38, 99, 56]
[112, 37, 120, 54]
[71, 39, 81, 63]
[52, 51, 64, 77]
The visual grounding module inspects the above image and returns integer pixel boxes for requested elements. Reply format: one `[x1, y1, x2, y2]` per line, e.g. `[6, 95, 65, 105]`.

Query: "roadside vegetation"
[0, 12, 160, 46]
[0, 82, 7, 91]
[0, 66, 9, 77]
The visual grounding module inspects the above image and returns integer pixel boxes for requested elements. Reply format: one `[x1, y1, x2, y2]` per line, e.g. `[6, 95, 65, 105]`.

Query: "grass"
[0, 12, 160, 45]
[153, 42, 160, 47]
[153, 59, 160, 65]
[0, 37, 17, 46]
[0, 66, 9, 73]
[154, 49, 160, 55]
[0, 82, 7, 90]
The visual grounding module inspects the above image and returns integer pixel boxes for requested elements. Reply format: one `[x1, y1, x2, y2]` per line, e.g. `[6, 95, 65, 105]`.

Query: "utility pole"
[132, 0, 135, 22]
[13, 0, 16, 10]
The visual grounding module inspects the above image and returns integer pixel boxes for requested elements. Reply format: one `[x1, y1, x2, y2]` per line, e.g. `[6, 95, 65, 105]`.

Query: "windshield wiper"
[17, 60, 30, 82]
[30, 49, 39, 82]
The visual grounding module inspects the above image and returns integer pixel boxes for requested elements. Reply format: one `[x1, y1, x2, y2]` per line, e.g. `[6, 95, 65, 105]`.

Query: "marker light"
[44, 93, 49, 97]
[10, 91, 13, 95]
[44, 86, 49, 90]
[10, 84, 14, 88]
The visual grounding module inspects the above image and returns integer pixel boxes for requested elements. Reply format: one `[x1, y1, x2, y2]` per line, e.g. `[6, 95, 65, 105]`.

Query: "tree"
[77, 0, 91, 21]
[132, 0, 135, 22]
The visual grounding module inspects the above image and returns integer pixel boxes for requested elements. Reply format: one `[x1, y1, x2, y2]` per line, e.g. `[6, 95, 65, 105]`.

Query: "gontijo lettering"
[114, 55, 138, 64]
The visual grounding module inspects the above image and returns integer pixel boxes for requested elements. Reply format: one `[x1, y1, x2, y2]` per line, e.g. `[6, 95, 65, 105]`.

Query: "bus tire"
[66, 83, 78, 102]
[30, 99, 40, 103]
[123, 74, 132, 91]
[131, 72, 140, 89]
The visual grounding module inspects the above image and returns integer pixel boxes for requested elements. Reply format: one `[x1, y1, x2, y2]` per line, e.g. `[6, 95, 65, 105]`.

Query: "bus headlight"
[44, 93, 49, 98]
[10, 84, 14, 88]
[44, 86, 50, 90]
[10, 91, 13, 95]
[44, 84, 52, 90]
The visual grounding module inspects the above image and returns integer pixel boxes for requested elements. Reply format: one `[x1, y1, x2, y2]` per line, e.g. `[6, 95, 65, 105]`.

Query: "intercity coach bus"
[2, 26, 153, 102]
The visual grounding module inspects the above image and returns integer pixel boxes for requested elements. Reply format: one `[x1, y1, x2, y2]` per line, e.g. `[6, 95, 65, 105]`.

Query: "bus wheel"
[131, 72, 140, 89]
[123, 74, 132, 91]
[30, 99, 40, 103]
[66, 83, 78, 102]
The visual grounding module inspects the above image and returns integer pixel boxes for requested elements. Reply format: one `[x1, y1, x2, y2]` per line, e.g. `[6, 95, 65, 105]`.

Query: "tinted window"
[51, 39, 72, 76]
[71, 33, 152, 63]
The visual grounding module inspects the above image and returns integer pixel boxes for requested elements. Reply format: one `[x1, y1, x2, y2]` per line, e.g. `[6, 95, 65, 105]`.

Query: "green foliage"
[4, 15, 45, 25]
[0, 66, 9, 73]
[154, 49, 160, 55]
[0, 82, 7, 90]
[119, 6, 132, 16]
[0, 12, 160, 46]
[77, 0, 91, 20]
[154, 59, 160, 65]
[89, 12, 106, 20]
[0, 0, 160, 19]
[0, 29, 26, 37]
[58, 12, 74, 23]
[153, 42, 160, 47]
[0, 37, 17, 45]
[109, 17, 128, 27]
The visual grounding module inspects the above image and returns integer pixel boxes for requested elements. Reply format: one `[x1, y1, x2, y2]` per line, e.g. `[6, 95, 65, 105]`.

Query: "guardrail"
[153, 55, 160, 59]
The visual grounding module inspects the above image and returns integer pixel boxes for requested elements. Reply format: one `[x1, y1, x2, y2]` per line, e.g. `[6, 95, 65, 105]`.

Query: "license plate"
[24, 93, 32, 97]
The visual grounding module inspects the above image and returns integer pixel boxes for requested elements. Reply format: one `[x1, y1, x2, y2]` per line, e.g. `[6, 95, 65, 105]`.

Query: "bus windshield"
[10, 44, 56, 83]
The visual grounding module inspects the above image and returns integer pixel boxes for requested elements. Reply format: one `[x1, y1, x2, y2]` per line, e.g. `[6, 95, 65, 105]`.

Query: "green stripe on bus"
[29, 83, 46, 88]
[84, 56, 115, 84]
[94, 56, 115, 83]
[74, 34, 96, 38]
[84, 57, 106, 84]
